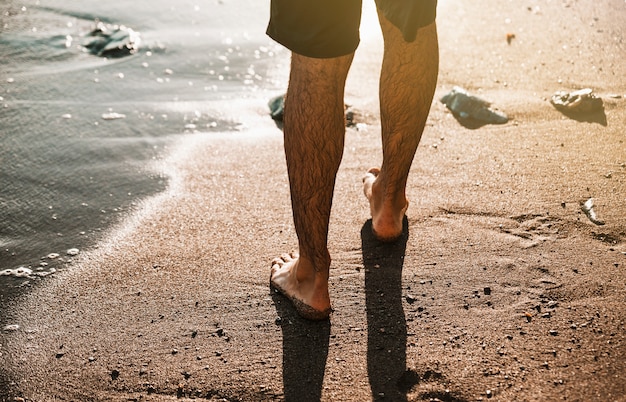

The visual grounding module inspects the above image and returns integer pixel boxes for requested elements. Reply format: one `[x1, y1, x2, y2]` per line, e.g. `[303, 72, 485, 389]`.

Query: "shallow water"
[0, 0, 285, 306]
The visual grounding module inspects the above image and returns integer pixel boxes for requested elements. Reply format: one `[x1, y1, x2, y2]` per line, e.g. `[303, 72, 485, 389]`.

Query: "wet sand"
[2, 0, 626, 400]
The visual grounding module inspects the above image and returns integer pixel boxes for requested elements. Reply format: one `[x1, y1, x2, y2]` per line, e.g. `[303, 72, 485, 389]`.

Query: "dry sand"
[2, 0, 626, 401]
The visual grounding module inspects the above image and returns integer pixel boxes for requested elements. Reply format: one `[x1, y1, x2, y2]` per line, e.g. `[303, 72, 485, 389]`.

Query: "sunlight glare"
[359, 1, 382, 40]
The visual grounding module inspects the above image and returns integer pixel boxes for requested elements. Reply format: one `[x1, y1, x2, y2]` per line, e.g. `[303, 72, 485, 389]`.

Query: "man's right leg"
[271, 52, 354, 320]
[363, 14, 439, 241]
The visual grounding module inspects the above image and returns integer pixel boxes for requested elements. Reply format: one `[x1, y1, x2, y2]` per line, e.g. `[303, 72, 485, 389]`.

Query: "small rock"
[171, 348, 178, 355]
[550, 88, 603, 114]
[580, 198, 605, 225]
[483, 287, 492, 296]
[101, 112, 126, 120]
[3, 324, 19, 331]
[66, 248, 80, 256]
[110, 369, 120, 380]
[405, 294, 417, 304]
[549, 330, 559, 336]
[268, 94, 285, 121]
[440, 86, 508, 124]
[83, 21, 141, 58]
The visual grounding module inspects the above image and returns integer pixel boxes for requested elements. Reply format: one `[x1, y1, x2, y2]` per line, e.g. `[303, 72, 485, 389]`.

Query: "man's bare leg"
[363, 16, 439, 241]
[271, 52, 354, 320]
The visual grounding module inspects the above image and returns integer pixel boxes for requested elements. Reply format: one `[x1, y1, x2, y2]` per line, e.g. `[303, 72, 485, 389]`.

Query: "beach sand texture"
[2, 0, 626, 400]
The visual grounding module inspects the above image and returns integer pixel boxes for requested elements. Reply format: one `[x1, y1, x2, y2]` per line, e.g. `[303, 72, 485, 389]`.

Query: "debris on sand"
[83, 21, 141, 58]
[268, 94, 372, 128]
[268, 94, 285, 121]
[580, 198, 605, 225]
[550, 88, 604, 114]
[440, 86, 509, 125]
[506, 33, 516, 44]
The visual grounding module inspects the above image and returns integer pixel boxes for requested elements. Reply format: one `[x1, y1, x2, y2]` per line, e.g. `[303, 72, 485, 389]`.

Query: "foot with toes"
[270, 252, 332, 320]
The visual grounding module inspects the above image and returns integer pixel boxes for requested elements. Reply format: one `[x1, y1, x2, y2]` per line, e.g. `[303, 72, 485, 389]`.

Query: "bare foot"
[270, 252, 332, 321]
[362, 167, 409, 242]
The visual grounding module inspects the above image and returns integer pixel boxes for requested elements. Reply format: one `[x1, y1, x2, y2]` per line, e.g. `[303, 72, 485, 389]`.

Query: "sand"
[1, 0, 626, 401]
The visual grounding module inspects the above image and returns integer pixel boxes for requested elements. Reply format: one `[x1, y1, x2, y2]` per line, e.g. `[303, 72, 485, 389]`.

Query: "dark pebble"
[110, 369, 120, 380]
[405, 294, 417, 304]
[191, 330, 198, 338]
[55, 352, 65, 359]
[483, 287, 492, 295]
[549, 330, 559, 336]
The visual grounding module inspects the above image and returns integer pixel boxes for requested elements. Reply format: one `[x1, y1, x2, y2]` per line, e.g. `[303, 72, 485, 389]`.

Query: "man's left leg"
[271, 52, 354, 320]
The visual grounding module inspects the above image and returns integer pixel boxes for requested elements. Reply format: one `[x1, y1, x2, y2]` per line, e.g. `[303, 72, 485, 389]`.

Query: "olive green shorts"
[267, 0, 437, 58]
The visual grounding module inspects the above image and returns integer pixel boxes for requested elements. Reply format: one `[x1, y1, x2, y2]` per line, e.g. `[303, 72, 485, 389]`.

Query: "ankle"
[295, 253, 330, 282]
[372, 180, 406, 212]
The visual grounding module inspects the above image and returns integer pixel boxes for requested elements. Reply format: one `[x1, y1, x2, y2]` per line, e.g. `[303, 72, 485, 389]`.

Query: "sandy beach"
[2, 0, 626, 401]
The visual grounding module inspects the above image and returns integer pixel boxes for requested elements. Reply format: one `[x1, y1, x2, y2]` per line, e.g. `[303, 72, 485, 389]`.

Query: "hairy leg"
[271, 52, 354, 320]
[364, 15, 439, 241]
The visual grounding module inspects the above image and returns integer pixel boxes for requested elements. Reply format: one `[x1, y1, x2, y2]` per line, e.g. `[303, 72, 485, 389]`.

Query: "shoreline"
[2, 0, 626, 400]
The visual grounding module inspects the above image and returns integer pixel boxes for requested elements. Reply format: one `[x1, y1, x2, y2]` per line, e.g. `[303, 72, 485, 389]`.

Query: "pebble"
[0, 267, 33, 277]
[405, 294, 417, 304]
[483, 287, 492, 295]
[3, 324, 20, 331]
[549, 330, 559, 336]
[66, 248, 80, 256]
[102, 112, 126, 120]
[47, 253, 60, 259]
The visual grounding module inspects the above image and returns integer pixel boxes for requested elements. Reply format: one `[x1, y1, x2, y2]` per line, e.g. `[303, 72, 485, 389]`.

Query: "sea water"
[0, 0, 286, 308]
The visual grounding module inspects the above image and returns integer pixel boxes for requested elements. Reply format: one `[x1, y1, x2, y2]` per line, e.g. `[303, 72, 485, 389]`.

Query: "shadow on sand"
[361, 218, 413, 401]
[555, 108, 608, 126]
[272, 289, 330, 402]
